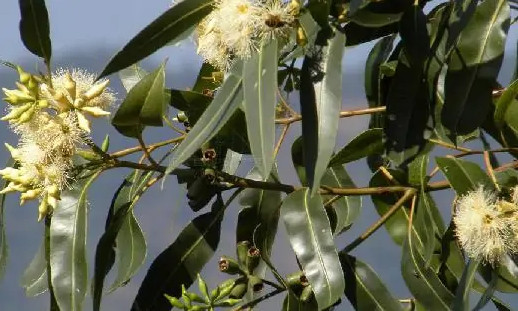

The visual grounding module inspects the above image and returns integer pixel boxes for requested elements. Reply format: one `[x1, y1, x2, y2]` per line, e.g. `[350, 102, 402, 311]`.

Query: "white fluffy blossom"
[453, 186, 518, 265]
[195, 0, 297, 71]
[0, 67, 115, 220]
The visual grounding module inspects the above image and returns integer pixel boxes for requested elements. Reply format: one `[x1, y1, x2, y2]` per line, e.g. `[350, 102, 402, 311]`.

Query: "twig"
[428, 138, 472, 152]
[277, 88, 297, 116]
[162, 115, 187, 135]
[137, 134, 158, 166]
[231, 288, 286, 311]
[484, 151, 500, 191]
[274, 125, 290, 157]
[341, 190, 416, 253]
[109, 136, 184, 158]
[275, 106, 386, 125]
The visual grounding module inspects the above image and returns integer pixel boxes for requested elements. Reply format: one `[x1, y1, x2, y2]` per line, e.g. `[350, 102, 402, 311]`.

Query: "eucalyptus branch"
[274, 124, 290, 157]
[275, 106, 386, 125]
[162, 115, 187, 134]
[137, 134, 158, 166]
[341, 190, 416, 253]
[109, 136, 184, 158]
[484, 151, 500, 192]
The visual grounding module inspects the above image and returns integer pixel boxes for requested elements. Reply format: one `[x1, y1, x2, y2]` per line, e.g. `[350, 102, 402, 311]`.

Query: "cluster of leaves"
[4, 0, 518, 311]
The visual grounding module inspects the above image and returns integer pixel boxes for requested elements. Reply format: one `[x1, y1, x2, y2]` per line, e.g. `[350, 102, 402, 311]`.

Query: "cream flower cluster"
[196, 0, 298, 71]
[0, 67, 115, 220]
[453, 186, 518, 266]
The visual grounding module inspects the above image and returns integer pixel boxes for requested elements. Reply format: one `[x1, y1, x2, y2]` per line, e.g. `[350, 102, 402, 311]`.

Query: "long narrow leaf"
[281, 188, 344, 309]
[164, 62, 244, 176]
[99, 0, 213, 78]
[18, 0, 52, 61]
[243, 39, 278, 180]
[50, 172, 100, 311]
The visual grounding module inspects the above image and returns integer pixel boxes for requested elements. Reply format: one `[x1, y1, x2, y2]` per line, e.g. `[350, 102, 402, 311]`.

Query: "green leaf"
[436, 157, 494, 196]
[321, 165, 361, 235]
[119, 64, 149, 92]
[442, 0, 510, 136]
[494, 78, 518, 128]
[132, 197, 225, 311]
[402, 231, 454, 310]
[20, 238, 47, 296]
[369, 170, 410, 245]
[399, 4, 430, 68]
[164, 62, 244, 176]
[329, 128, 384, 167]
[307, 0, 331, 28]
[237, 167, 281, 260]
[300, 29, 346, 194]
[50, 171, 100, 311]
[112, 63, 166, 137]
[364, 36, 395, 110]
[281, 188, 345, 309]
[92, 171, 150, 311]
[340, 254, 404, 311]
[452, 259, 480, 311]
[18, 0, 52, 61]
[344, 21, 398, 47]
[99, 0, 213, 78]
[243, 39, 278, 179]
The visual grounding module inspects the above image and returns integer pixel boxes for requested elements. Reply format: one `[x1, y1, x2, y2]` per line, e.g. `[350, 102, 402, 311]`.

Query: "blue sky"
[1, 0, 518, 310]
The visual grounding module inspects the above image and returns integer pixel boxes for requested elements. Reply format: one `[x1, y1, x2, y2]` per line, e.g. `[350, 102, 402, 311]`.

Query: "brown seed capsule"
[246, 246, 261, 273]
[218, 256, 242, 275]
[202, 148, 217, 162]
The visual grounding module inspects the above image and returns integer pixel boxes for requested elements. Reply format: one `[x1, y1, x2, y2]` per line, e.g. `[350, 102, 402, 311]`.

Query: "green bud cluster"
[164, 274, 241, 310]
[1, 67, 45, 124]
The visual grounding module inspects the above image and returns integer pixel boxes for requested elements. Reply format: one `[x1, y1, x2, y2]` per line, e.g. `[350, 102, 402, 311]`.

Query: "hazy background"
[0, 0, 517, 310]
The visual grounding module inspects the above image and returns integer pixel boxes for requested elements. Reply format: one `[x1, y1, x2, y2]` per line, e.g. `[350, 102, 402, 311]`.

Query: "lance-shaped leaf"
[119, 64, 149, 92]
[494, 78, 518, 129]
[281, 188, 345, 309]
[20, 238, 47, 296]
[300, 29, 345, 195]
[132, 197, 225, 311]
[92, 171, 150, 311]
[340, 254, 404, 311]
[237, 167, 281, 259]
[50, 172, 100, 311]
[112, 63, 166, 137]
[243, 39, 278, 179]
[18, 0, 52, 61]
[321, 165, 361, 235]
[452, 259, 481, 311]
[442, 0, 510, 136]
[402, 231, 454, 309]
[436, 157, 495, 195]
[329, 128, 384, 167]
[164, 62, 244, 176]
[99, 0, 213, 78]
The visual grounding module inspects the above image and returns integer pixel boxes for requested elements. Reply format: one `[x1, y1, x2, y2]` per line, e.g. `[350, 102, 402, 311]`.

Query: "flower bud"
[80, 106, 111, 117]
[236, 241, 250, 266]
[20, 189, 42, 204]
[1, 104, 31, 121]
[296, 26, 307, 47]
[214, 298, 242, 307]
[214, 279, 236, 300]
[47, 184, 60, 199]
[164, 294, 184, 308]
[246, 246, 261, 273]
[83, 80, 109, 100]
[76, 112, 91, 133]
[64, 72, 77, 99]
[229, 279, 248, 299]
[16, 106, 36, 124]
[300, 285, 313, 303]
[38, 197, 49, 222]
[17, 66, 31, 84]
[219, 256, 242, 275]
[248, 275, 263, 292]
